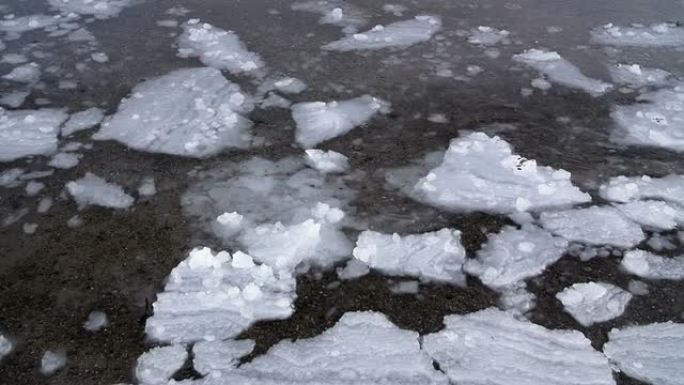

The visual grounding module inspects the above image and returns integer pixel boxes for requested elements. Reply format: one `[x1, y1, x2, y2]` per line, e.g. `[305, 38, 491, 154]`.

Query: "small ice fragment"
[323, 15, 442, 51]
[389, 280, 420, 294]
[25, 181, 45, 196]
[40, 350, 67, 376]
[337, 258, 370, 280]
[304, 149, 349, 174]
[61, 107, 105, 136]
[135, 345, 187, 385]
[83, 311, 108, 332]
[138, 177, 156, 196]
[48, 152, 80, 169]
[0, 334, 12, 360]
[66, 173, 134, 209]
[621, 249, 684, 280]
[0, 108, 68, 162]
[556, 282, 632, 326]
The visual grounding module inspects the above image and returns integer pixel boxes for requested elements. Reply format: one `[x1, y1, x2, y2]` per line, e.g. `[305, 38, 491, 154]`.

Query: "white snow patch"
[0, 108, 68, 162]
[135, 345, 187, 385]
[556, 282, 632, 326]
[592, 23, 684, 47]
[304, 149, 349, 174]
[323, 15, 441, 51]
[61, 107, 104, 136]
[66, 173, 134, 209]
[621, 249, 684, 280]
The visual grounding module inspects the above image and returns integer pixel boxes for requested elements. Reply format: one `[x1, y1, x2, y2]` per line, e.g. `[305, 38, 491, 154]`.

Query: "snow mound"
[353, 228, 467, 284]
[178, 20, 264, 74]
[539, 206, 645, 248]
[609, 64, 671, 88]
[592, 23, 684, 47]
[61, 107, 104, 137]
[304, 149, 349, 174]
[556, 282, 632, 326]
[292, 1, 369, 33]
[94, 67, 253, 157]
[604, 322, 684, 385]
[292, 95, 389, 148]
[621, 249, 684, 280]
[422, 308, 615, 385]
[145, 247, 295, 344]
[48, 0, 134, 18]
[0, 108, 68, 162]
[513, 49, 612, 96]
[135, 345, 187, 385]
[468, 26, 510, 46]
[465, 224, 568, 289]
[66, 173, 134, 209]
[600, 174, 684, 206]
[413, 132, 590, 214]
[322, 15, 441, 51]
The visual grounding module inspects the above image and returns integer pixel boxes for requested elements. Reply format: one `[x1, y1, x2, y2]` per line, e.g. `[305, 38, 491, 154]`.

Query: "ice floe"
[613, 200, 684, 231]
[138, 177, 156, 196]
[145, 247, 295, 344]
[600, 174, 684, 206]
[61, 107, 104, 137]
[135, 345, 187, 385]
[292, 1, 369, 33]
[603, 322, 684, 385]
[352, 228, 467, 284]
[513, 49, 612, 96]
[48, 0, 134, 18]
[291, 95, 389, 148]
[40, 350, 67, 376]
[422, 308, 615, 385]
[49, 152, 80, 169]
[178, 20, 264, 75]
[556, 282, 632, 326]
[94, 67, 253, 157]
[66, 173, 134, 209]
[412, 133, 590, 214]
[3, 62, 40, 84]
[539, 206, 645, 248]
[0, 108, 68, 162]
[322, 15, 441, 51]
[609, 64, 671, 88]
[592, 23, 684, 47]
[467, 26, 510, 46]
[304, 149, 349, 174]
[621, 249, 684, 280]
[192, 339, 254, 376]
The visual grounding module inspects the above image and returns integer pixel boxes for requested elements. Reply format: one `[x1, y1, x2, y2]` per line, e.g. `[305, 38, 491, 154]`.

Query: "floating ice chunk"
[540, 206, 645, 248]
[499, 283, 536, 316]
[556, 282, 632, 326]
[304, 149, 349, 174]
[0, 168, 24, 188]
[592, 23, 684, 47]
[145, 247, 295, 344]
[25, 181, 45, 196]
[83, 311, 108, 332]
[272, 77, 307, 94]
[613, 200, 684, 231]
[422, 308, 615, 385]
[49, 152, 80, 169]
[260, 93, 291, 109]
[465, 225, 568, 289]
[66, 173, 134, 209]
[40, 350, 67, 376]
[353, 228, 466, 284]
[94, 67, 253, 157]
[2, 62, 40, 83]
[389, 280, 420, 294]
[323, 15, 442, 51]
[0, 15, 60, 33]
[600, 174, 684, 206]
[218, 311, 448, 385]
[178, 20, 264, 74]
[621, 249, 684, 280]
[610, 83, 684, 152]
[513, 49, 612, 96]
[0, 334, 12, 360]
[467, 26, 510, 46]
[192, 339, 254, 376]
[135, 345, 187, 385]
[291, 1, 368, 32]
[91, 52, 109, 63]
[0, 108, 68, 162]
[61, 107, 105, 137]
[413, 133, 590, 214]
[292, 95, 389, 148]
[0, 91, 29, 108]
[337, 258, 370, 280]
[138, 177, 156, 196]
[609, 64, 671, 88]
[604, 322, 684, 385]
[48, 0, 134, 18]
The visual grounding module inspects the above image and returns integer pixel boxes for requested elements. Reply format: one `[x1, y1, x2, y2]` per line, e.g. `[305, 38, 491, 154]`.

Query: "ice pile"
[513, 49, 612, 96]
[610, 83, 684, 152]
[145, 247, 295, 344]
[135, 345, 187, 385]
[600, 174, 684, 206]
[66, 173, 134, 209]
[609, 64, 671, 88]
[467, 26, 510, 46]
[178, 20, 264, 75]
[291, 95, 389, 148]
[94, 67, 253, 157]
[48, 0, 134, 18]
[603, 322, 684, 385]
[412, 133, 590, 214]
[0, 108, 68, 162]
[304, 149, 349, 173]
[556, 282, 632, 326]
[621, 249, 684, 280]
[422, 308, 615, 385]
[291, 1, 368, 33]
[322, 16, 441, 51]
[592, 23, 684, 47]
[352, 228, 467, 284]
[61, 107, 104, 137]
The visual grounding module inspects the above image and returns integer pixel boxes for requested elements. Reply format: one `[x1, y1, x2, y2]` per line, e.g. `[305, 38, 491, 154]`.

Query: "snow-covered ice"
[539, 206, 645, 248]
[3, 63, 40, 84]
[48, 0, 134, 18]
[145, 247, 295, 344]
[61, 107, 104, 137]
[603, 322, 684, 385]
[600, 174, 684, 206]
[0, 108, 68, 162]
[592, 23, 684, 47]
[292, 95, 389, 148]
[66, 173, 134, 209]
[40, 350, 67, 376]
[513, 49, 612, 96]
[556, 282, 632, 326]
[178, 20, 264, 75]
[135, 345, 187, 385]
[613, 200, 684, 231]
[464, 224, 568, 289]
[352, 228, 467, 284]
[83, 311, 108, 332]
[412, 133, 590, 214]
[94, 67, 253, 157]
[621, 249, 684, 280]
[422, 308, 615, 385]
[49, 152, 80, 169]
[609, 64, 671, 88]
[322, 16, 441, 51]
[304, 149, 349, 174]
[467, 26, 510, 46]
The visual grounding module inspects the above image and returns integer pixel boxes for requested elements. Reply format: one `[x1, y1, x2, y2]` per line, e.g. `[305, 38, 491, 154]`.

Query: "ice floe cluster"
[591, 23, 684, 47]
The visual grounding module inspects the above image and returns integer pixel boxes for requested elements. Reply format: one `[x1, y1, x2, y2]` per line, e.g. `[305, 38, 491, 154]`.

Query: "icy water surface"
[1, 0, 684, 384]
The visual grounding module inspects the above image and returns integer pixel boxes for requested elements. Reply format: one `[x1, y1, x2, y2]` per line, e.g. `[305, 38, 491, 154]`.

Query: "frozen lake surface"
[1, 0, 684, 384]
